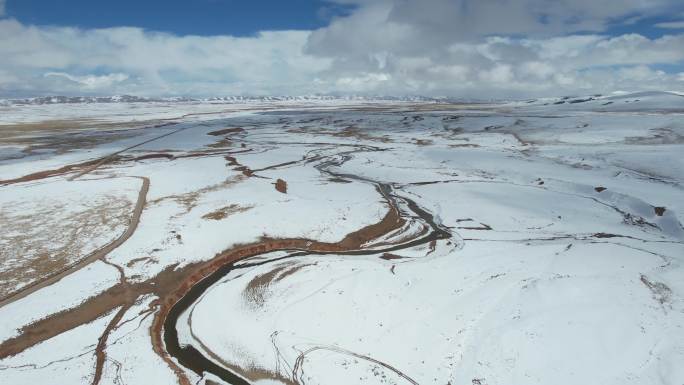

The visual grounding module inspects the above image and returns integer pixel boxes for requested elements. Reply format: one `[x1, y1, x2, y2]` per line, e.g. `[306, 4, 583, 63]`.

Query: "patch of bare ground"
[328, 177, 352, 183]
[218, 153, 259, 177]
[339, 204, 404, 250]
[0, 120, 155, 143]
[413, 138, 433, 146]
[224, 156, 239, 166]
[274, 178, 287, 193]
[0, 181, 145, 300]
[11, 131, 139, 158]
[380, 253, 404, 260]
[286, 125, 392, 143]
[243, 263, 288, 308]
[125, 257, 151, 268]
[202, 204, 253, 221]
[0, 197, 132, 298]
[133, 153, 175, 161]
[0, 157, 109, 185]
[234, 165, 254, 176]
[0, 176, 149, 307]
[149, 175, 246, 215]
[640, 274, 672, 306]
[242, 261, 317, 308]
[206, 137, 233, 148]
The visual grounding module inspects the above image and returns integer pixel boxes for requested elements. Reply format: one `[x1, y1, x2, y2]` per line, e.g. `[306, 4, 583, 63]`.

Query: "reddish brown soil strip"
[274, 179, 287, 193]
[224, 156, 239, 166]
[380, 253, 404, 260]
[593, 232, 620, 238]
[2, 126, 191, 186]
[0, 260, 189, 361]
[222, 153, 256, 176]
[0, 176, 150, 308]
[234, 166, 254, 177]
[0, 282, 139, 358]
[0, 158, 104, 185]
[274, 263, 314, 284]
[133, 153, 175, 161]
[339, 202, 402, 252]
[91, 305, 128, 385]
[207, 127, 245, 136]
[1, 147, 246, 186]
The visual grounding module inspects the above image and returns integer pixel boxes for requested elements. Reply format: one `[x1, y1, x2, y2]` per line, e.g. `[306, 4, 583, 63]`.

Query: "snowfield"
[0, 92, 682, 385]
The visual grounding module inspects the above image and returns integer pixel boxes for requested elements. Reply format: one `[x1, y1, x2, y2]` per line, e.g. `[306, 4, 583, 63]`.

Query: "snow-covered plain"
[0, 92, 682, 385]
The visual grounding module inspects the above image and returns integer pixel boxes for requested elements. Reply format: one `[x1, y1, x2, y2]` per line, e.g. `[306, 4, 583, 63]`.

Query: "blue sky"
[4, 0, 684, 38]
[1, 0, 684, 97]
[4, 0, 355, 36]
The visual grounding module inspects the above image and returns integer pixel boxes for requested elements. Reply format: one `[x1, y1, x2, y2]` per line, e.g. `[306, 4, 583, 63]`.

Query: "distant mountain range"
[0, 94, 465, 106]
[1, 91, 682, 107]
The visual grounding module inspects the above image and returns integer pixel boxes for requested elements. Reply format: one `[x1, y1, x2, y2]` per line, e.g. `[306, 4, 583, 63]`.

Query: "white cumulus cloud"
[44, 72, 129, 89]
[656, 21, 684, 29]
[1, 0, 684, 97]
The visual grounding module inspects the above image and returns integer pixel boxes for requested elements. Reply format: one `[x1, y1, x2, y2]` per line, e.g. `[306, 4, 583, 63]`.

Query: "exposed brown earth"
[149, 175, 245, 215]
[0, 176, 150, 307]
[234, 166, 254, 177]
[0, 158, 106, 185]
[274, 178, 287, 193]
[206, 137, 233, 148]
[380, 253, 404, 260]
[337, 202, 403, 249]
[224, 156, 239, 166]
[286, 125, 392, 143]
[133, 153, 175, 161]
[202, 204, 253, 221]
[0, 120, 157, 143]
